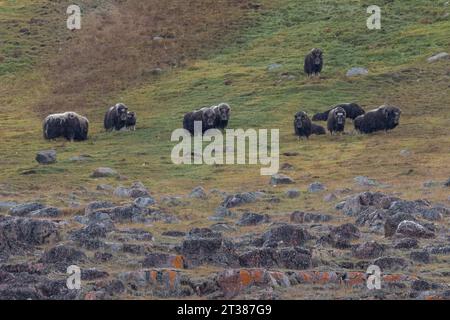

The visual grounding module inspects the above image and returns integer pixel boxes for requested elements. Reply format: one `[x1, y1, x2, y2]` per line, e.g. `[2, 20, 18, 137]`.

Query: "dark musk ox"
[313, 103, 365, 121]
[126, 112, 137, 131]
[43, 112, 89, 141]
[104, 103, 128, 131]
[294, 111, 313, 139]
[304, 48, 323, 77]
[183, 107, 217, 135]
[354, 105, 402, 134]
[327, 106, 346, 134]
[211, 103, 231, 129]
[311, 123, 326, 135]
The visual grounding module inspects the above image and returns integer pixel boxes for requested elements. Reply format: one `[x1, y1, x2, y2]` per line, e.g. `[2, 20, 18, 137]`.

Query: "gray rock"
[373, 256, 409, 271]
[285, 189, 300, 199]
[85, 201, 115, 215]
[134, 197, 156, 208]
[81, 268, 109, 280]
[308, 182, 325, 193]
[91, 167, 118, 178]
[384, 213, 416, 237]
[236, 212, 270, 226]
[421, 208, 443, 221]
[239, 247, 312, 269]
[400, 149, 411, 157]
[444, 178, 450, 187]
[393, 238, 419, 250]
[40, 245, 87, 267]
[189, 186, 207, 199]
[221, 192, 264, 208]
[267, 63, 283, 72]
[270, 174, 294, 186]
[29, 207, 61, 218]
[354, 176, 379, 187]
[352, 241, 385, 259]
[209, 206, 235, 221]
[410, 251, 431, 264]
[9, 202, 45, 217]
[395, 220, 435, 239]
[113, 186, 132, 198]
[36, 150, 57, 165]
[0, 202, 18, 213]
[411, 280, 431, 291]
[427, 52, 449, 63]
[290, 211, 332, 223]
[346, 67, 369, 77]
[96, 184, 114, 192]
[323, 193, 337, 202]
[262, 224, 311, 247]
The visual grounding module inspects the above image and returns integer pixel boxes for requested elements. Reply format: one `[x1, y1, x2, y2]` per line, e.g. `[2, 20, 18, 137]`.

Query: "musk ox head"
[216, 103, 231, 121]
[310, 48, 323, 66]
[127, 111, 136, 121]
[294, 111, 309, 128]
[202, 108, 216, 127]
[333, 107, 346, 125]
[115, 103, 128, 122]
[382, 106, 401, 125]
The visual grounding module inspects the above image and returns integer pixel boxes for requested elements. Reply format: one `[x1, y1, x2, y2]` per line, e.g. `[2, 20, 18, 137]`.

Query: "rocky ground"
[1, 173, 449, 300]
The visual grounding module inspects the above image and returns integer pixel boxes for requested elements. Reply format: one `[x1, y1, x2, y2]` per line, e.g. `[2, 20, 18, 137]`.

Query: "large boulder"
[9, 203, 45, 217]
[395, 221, 435, 239]
[221, 192, 264, 208]
[261, 224, 311, 247]
[238, 247, 312, 269]
[384, 213, 416, 237]
[35, 150, 57, 165]
[91, 167, 118, 178]
[270, 174, 294, 186]
[236, 212, 270, 226]
[352, 241, 385, 259]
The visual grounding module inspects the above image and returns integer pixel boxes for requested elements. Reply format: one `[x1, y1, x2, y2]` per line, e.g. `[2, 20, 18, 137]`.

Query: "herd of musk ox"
[42, 48, 402, 142]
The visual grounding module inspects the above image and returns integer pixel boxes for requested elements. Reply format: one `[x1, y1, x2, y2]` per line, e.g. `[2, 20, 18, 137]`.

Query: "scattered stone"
[189, 186, 207, 199]
[395, 220, 435, 239]
[400, 149, 411, 157]
[221, 192, 263, 208]
[9, 202, 45, 217]
[0, 201, 17, 212]
[40, 245, 87, 269]
[270, 174, 294, 186]
[373, 256, 409, 271]
[393, 238, 419, 250]
[354, 176, 379, 187]
[290, 211, 332, 223]
[134, 197, 156, 208]
[239, 247, 312, 269]
[29, 207, 61, 218]
[142, 253, 186, 269]
[323, 193, 337, 202]
[420, 208, 443, 221]
[162, 231, 186, 238]
[35, 150, 57, 165]
[427, 52, 449, 63]
[209, 206, 235, 221]
[113, 186, 131, 198]
[261, 224, 311, 247]
[410, 251, 431, 264]
[352, 241, 385, 259]
[411, 279, 431, 291]
[161, 196, 184, 207]
[444, 178, 450, 187]
[285, 189, 300, 199]
[81, 268, 109, 280]
[346, 67, 368, 77]
[267, 63, 283, 72]
[236, 212, 270, 226]
[384, 213, 416, 237]
[91, 167, 118, 178]
[308, 182, 325, 193]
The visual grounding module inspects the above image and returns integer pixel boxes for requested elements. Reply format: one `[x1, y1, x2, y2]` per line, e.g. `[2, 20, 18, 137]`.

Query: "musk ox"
[311, 123, 326, 135]
[104, 103, 128, 131]
[327, 106, 346, 134]
[294, 111, 312, 139]
[304, 48, 323, 77]
[43, 112, 89, 141]
[211, 103, 231, 129]
[312, 103, 365, 121]
[126, 112, 137, 131]
[354, 105, 402, 134]
[183, 107, 217, 135]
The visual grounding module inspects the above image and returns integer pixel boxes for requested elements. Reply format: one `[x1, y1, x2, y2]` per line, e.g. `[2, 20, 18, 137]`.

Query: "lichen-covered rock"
[237, 212, 270, 226]
[261, 224, 311, 247]
[352, 241, 385, 259]
[395, 221, 435, 239]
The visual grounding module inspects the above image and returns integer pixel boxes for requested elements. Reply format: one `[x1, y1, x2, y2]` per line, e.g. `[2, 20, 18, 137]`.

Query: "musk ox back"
[327, 107, 346, 134]
[294, 111, 312, 139]
[43, 112, 89, 141]
[183, 107, 217, 135]
[104, 103, 128, 131]
[355, 105, 402, 134]
[311, 123, 326, 135]
[304, 48, 323, 77]
[212, 103, 231, 129]
[313, 103, 365, 121]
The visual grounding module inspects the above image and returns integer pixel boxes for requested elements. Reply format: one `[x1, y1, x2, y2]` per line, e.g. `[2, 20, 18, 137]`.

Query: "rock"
[161, 196, 184, 207]
[410, 251, 431, 264]
[69, 155, 93, 162]
[236, 212, 270, 226]
[393, 238, 419, 250]
[354, 176, 379, 187]
[117, 269, 183, 297]
[346, 67, 368, 77]
[134, 197, 156, 208]
[28, 207, 61, 218]
[40, 245, 87, 270]
[81, 268, 109, 280]
[239, 247, 312, 269]
[384, 213, 416, 237]
[420, 208, 444, 221]
[261, 224, 311, 247]
[210, 223, 236, 233]
[96, 184, 114, 192]
[209, 206, 235, 220]
[411, 280, 431, 291]
[323, 193, 337, 202]
[142, 253, 186, 269]
[267, 63, 283, 72]
[285, 189, 300, 198]
[324, 223, 360, 248]
[85, 201, 115, 215]
[427, 52, 449, 63]
[113, 186, 132, 198]
[290, 211, 332, 223]
[308, 182, 325, 193]
[352, 241, 385, 259]
[373, 256, 409, 271]
[400, 149, 411, 157]
[221, 192, 263, 208]
[423, 180, 440, 188]
[9, 202, 45, 217]
[0, 201, 18, 212]
[162, 231, 186, 237]
[70, 222, 112, 250]
[395, 220, 435, 239]
[444, 178, 450, 187]
[270, 174, 294, 186]
[189, 186, 207, 199]
[35, 150, 57, 165]
[91, 167, 118, 178]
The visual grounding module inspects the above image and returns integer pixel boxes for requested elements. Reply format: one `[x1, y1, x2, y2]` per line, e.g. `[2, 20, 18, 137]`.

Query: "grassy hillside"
[0, 0, 449, 211]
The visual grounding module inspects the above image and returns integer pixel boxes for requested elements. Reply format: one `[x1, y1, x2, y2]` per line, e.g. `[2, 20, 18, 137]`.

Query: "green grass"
[0, 0, 449, 207]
